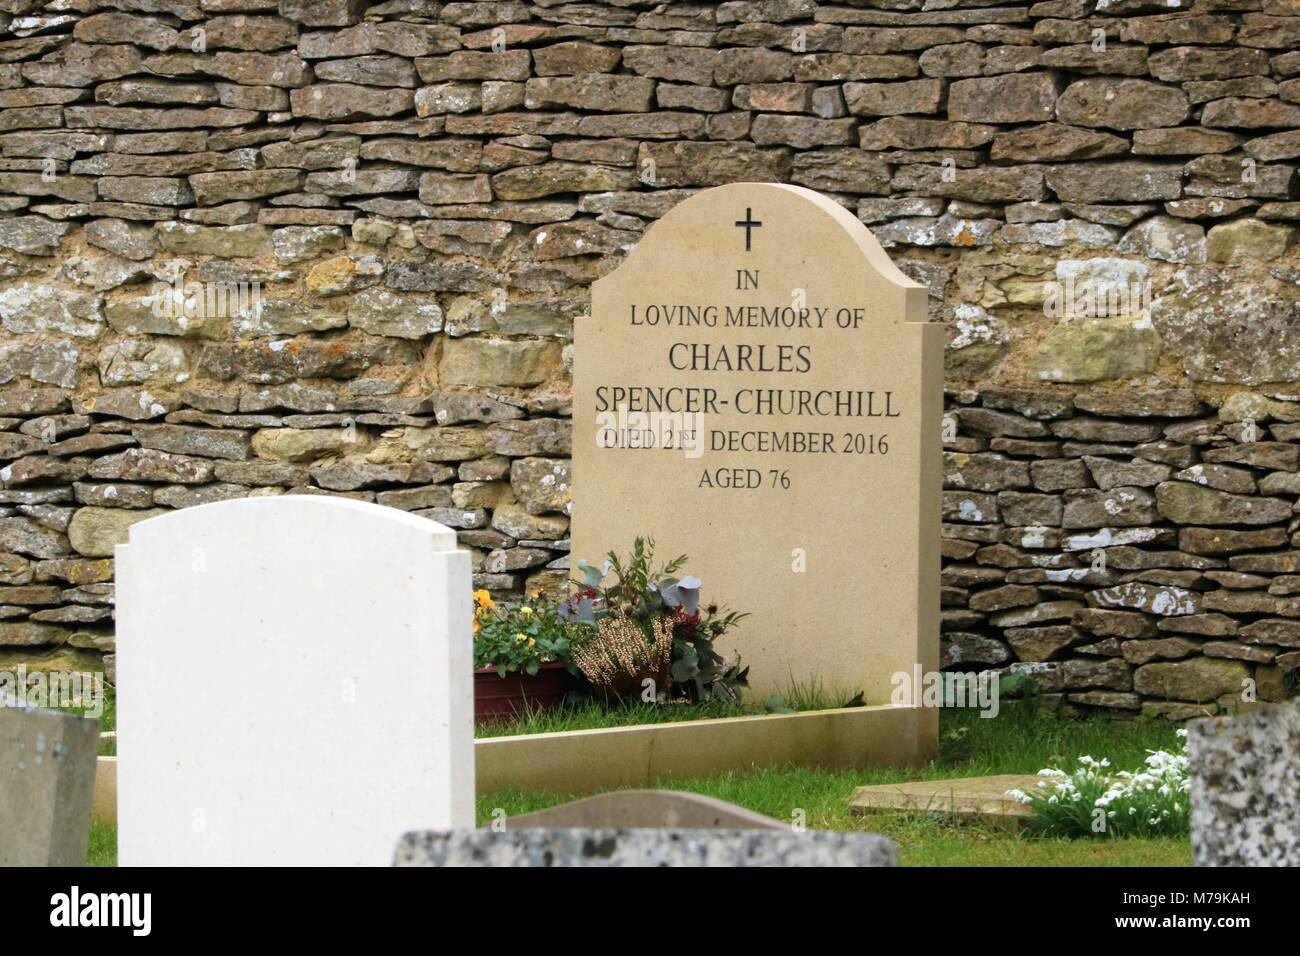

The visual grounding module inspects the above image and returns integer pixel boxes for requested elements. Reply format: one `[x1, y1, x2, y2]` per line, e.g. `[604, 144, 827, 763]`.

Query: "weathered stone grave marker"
[116, 496, 474, 866]
[394, 827, 899, 867]
[1189, 701, 1300, 866]
[0, 702, 98, 866]
[573, 182, 943, 704]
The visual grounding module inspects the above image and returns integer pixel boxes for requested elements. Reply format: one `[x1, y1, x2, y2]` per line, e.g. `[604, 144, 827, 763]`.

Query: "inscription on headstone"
[573, 183, 943, 703]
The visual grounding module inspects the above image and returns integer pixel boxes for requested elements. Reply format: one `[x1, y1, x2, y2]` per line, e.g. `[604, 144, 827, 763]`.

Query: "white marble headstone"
[116, 496, 474, 866]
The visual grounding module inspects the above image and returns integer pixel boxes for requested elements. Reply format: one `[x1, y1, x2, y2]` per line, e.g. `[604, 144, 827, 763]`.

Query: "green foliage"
[997, 671, 1039, 698]
[765, 676, 866, 713]
[997, 671, 1041, 717]
[576, 535, 690, 619]
[668, 606, 750, 703]
[472, 590, 591, 677]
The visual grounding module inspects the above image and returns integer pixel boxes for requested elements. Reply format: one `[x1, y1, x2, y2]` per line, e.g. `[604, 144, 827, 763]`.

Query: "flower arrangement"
[568, 613, 674, 699]
[1008, 729, 1191, 838]
[564, 537, 749, 703]
[473, 589, 588, 678]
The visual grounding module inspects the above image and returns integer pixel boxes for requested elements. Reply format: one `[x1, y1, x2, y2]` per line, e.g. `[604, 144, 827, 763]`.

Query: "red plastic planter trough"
[473, 662, 573, 724]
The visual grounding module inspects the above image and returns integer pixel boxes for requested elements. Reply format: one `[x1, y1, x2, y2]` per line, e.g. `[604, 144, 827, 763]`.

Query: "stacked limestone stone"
[0, 1, 1297, 712]
[946, 386, 1300, 718]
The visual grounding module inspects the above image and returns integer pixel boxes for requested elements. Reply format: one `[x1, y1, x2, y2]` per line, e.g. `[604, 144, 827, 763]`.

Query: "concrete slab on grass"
[848, 774, 1053, 828]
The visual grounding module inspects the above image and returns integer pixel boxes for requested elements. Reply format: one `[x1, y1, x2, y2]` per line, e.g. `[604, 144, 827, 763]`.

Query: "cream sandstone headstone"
[573, 183, 943, 709]
[115, 496, 474, 866]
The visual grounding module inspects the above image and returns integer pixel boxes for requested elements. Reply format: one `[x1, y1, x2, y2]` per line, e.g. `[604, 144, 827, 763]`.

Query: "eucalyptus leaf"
[677, 575, 701, 614]
[577, 560, 603, 588]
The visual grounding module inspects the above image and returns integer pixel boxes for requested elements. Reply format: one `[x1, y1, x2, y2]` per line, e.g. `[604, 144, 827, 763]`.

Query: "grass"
[87, 822, 117, 867]
[474, 678, 865, 738]
[85, 702, 1192, 867]
[48, 684, 116, 755]
[476, 698, 752, 737]
[474, 703, 1191, 867]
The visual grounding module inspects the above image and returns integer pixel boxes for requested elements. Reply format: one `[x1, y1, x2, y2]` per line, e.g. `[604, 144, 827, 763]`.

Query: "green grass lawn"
[88, 821, 117, 867]
[473, 681, 864, 738]
[475, 703, 1190, 867]
[87, 702, 1191, 867]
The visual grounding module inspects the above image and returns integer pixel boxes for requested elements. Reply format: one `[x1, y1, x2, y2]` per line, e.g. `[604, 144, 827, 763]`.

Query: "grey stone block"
[1190, 700, 1300, 867]
[0, 703, 99, 866]
[394, 827, 899, 867]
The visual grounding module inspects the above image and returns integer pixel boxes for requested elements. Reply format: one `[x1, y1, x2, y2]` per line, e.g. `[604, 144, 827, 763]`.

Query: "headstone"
[394, 827, 898, 867]
[1189, 700, 1300, 866]
[573, 182, 943, 701]
[507, 789, 786, 830]
[0, 702, 99, 866]
[116, 496, 474, 866]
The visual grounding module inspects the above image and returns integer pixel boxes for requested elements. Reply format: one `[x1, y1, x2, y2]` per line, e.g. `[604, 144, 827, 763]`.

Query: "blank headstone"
[116, 496, 474, 866]
[573, 182, 943, 702]
[1189, 701, 1300, 867]
[0, 703, 98, 866]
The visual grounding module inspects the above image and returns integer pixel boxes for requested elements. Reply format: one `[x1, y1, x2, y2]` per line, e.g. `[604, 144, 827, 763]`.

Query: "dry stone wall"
[0, 0, 1298, 713]
[945, 387, 1300, 719]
